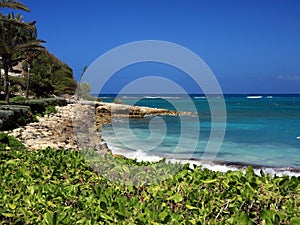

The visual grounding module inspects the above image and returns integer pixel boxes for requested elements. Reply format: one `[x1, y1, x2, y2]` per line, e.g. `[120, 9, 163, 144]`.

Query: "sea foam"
[104, 141, 300, 177]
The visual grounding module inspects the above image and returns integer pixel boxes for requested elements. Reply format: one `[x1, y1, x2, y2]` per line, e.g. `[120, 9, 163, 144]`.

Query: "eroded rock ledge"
[9, 101, 195, 152]
[96, 102, 194, 117]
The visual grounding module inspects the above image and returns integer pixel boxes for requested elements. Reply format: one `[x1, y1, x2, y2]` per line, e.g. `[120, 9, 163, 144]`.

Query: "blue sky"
[17, 0, 300, 93]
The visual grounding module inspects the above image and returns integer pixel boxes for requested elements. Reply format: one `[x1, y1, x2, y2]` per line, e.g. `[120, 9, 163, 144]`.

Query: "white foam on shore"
[106, 142, 163, 162]
[168, 158, 300, 177]
[102, 141, 300, 177]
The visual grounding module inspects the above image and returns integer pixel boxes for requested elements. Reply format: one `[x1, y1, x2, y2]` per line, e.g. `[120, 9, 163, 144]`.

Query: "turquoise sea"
[100, 94, 300, 175]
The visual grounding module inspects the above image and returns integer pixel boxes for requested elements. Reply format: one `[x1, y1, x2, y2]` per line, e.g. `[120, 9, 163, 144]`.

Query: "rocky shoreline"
[8, 101, 193, 153]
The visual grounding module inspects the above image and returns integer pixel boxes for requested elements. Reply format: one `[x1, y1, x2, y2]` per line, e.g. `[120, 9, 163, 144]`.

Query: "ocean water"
[100, 94, 300, 175]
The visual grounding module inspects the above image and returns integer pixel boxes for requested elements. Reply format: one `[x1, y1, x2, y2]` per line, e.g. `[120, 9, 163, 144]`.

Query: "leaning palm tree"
[0, 13, 45, 104]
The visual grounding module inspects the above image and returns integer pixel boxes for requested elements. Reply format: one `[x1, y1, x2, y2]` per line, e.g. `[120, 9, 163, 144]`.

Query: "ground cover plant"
[0, 134, 299, 224]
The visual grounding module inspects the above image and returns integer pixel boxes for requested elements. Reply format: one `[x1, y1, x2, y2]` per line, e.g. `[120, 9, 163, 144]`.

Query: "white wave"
[167, 158, 239, 173]
[194, 96, 206, 99]
[163, 97, 182, 99]
[267, 96, 273, 99]
[107, 143, 163, 163]
[247, 96, 263, 99]
[143, 96, 161, 99]
[167, 158, 300, 177]
[99, 97, 111, 99]
[129, 150, 163, 162]
[143, 96, 182, 99]
[120, 96, 138, 99]
[256, 167, 300, 177]
[100, 140, 300, 177]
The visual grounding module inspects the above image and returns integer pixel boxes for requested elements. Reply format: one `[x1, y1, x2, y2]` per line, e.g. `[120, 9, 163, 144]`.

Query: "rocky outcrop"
[9, 104, 76, 150]
[8, 101, 194, 153]
[95, 102, 194, 118]
[9, 103, 110, 154]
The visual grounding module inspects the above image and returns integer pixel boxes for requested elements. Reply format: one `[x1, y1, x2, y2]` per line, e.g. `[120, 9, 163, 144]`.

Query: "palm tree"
[0, 0, 30, 12]
[23, 42, 47, 100]
[0, 0, 33, 31]
[0, 0, 35, 103]
[24, 51, 40, 99]
[0, 13, 44, 104]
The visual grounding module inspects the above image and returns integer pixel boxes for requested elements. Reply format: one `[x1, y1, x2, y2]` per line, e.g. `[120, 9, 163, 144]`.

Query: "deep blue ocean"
[100, 94, 300, 174]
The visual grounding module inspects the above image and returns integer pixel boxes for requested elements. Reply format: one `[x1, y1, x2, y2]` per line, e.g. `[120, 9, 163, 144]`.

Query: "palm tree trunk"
[25, 67, 30, 99]
[3, 66, 9, 105]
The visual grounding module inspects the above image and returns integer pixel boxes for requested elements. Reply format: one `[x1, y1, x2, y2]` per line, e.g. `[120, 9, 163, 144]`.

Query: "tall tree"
[23, 36, 45, 99]
[0, 13, 44, 104]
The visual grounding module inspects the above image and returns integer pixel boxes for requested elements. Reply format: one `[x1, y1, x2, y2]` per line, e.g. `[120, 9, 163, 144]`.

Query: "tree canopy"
[0, 0, 77, 103]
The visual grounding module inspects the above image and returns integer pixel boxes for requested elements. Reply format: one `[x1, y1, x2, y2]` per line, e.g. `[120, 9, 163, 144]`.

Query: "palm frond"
[0, 0, 30, 12]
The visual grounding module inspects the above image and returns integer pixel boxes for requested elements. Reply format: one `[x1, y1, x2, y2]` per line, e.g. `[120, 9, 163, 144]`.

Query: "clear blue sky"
[18, 0, 300, 93]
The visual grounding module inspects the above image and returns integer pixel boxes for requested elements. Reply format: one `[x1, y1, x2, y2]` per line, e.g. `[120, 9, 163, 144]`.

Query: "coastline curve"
[75, 40, 227, 185]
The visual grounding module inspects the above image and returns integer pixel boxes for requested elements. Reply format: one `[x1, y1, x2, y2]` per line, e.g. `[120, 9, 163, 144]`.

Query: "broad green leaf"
[8, 203, 16, 210]
[100, 213, 113, 221]
[238, 212, 253, 225]
[159, 211, 168, 221]
[202, 179, 218, 184]
[172, 193, 183, 203]
[44, 211, 58, 225]
[290, 217, 300, 225]
[186, 204, 198, 210]
[47, 201, 56, 207]
[2, 212, 14, 217]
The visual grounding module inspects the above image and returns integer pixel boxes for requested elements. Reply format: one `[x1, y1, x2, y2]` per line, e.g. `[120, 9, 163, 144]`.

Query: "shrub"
[21, 97, 67, 114]
[0, 147, 299, 224]
[0, 133, 26, 151]
[0, 105, 32, 130]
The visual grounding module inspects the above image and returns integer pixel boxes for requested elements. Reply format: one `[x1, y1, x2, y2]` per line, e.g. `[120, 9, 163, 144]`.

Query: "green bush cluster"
[8, 51, 77, 99]
[0, 98, 66, 130]
[22, 51, 77, 97]
[0, 105, 32, 130]
[0, 134, 299, 224]
[20, 97, 67, 114]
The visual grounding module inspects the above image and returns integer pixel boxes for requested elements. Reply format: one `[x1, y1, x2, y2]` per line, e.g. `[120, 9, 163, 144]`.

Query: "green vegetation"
[19, 97, 67, 114]
[76, 82, 94, 101]
[0, 105, 32, 130]
[20, 50, 77, 97]
[0, 0, 77, 103]
[0, 98, 66, 130]
[0, 134, 299, 224]
[0, 1, 44, 104]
